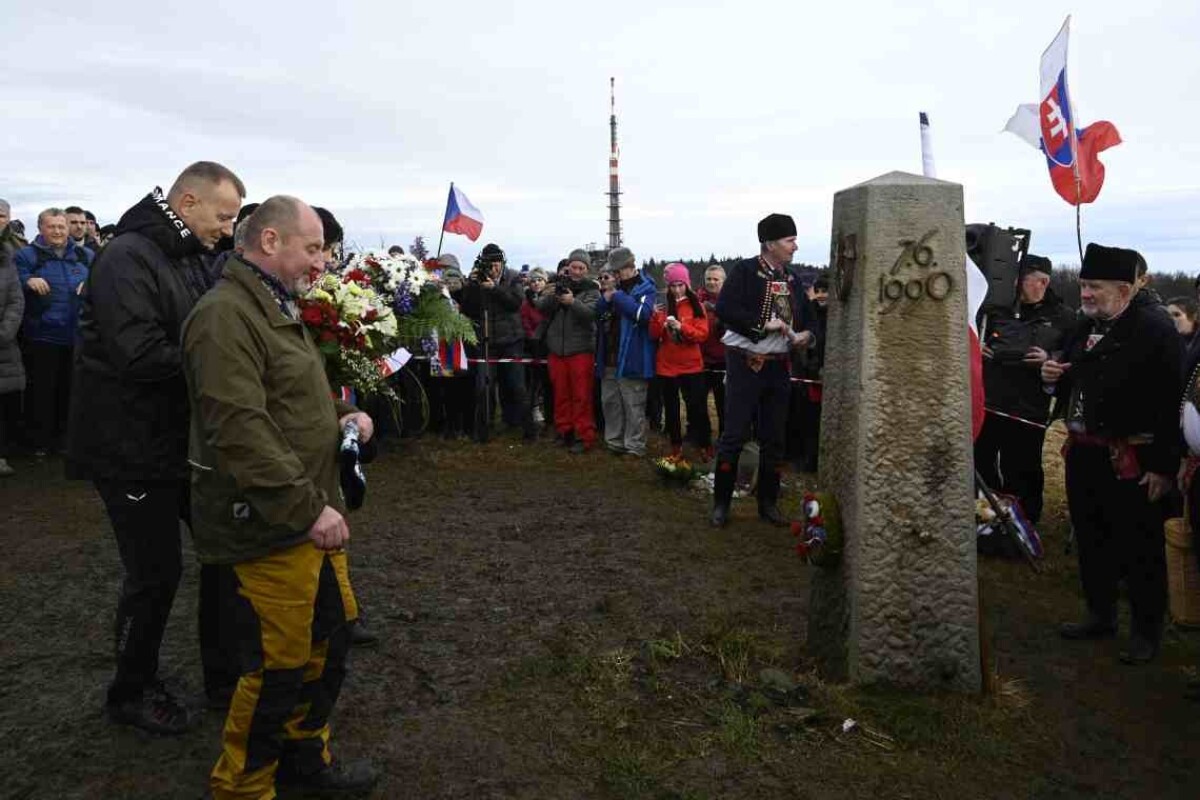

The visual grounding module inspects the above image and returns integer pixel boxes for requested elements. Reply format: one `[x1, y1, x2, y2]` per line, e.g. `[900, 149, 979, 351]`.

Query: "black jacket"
[67, 190, 217, 481]
[458, 267, 525, 347]
[1052, 300, 1183, 475]
[982, 288, 1075, 424]
[716, 257, 810, 343]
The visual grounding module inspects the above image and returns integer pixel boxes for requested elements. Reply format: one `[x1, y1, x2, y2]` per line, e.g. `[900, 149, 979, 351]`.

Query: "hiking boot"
[349, 618, 379, 648]
[107, 684, 193, 735]
[0, 458, 13, 477]
[1059, 614, 1117, 640]
[1118, 635, 1159, 665]
[276, 758, 380, 798]
[568, 440, 590, 455]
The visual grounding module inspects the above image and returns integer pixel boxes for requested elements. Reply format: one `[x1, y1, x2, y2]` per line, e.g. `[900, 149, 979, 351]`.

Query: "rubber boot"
[711, 460, 736, 528]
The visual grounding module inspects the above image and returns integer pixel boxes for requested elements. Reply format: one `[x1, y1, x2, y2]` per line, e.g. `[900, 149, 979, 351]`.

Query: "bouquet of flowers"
[299, 251, 477, 397]
[653, 456, 701, 485]
[299, 269, 400, 396]
[343, 251, 476, 352]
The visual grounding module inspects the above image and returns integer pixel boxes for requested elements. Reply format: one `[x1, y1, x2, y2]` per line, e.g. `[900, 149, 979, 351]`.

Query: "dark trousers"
[717, 351, 791, 504]
[23, 340, 73, 451]
[662, 372, 711, 448]
[1065, 444, 1167, 640]
[645, 376, 664, 431]
[703, 367, 726, 437]
[0, 389, 20, 457]
[975, 412, 1048, 523]
[96, 478, 187, 704]
[474, 341, 531, 434]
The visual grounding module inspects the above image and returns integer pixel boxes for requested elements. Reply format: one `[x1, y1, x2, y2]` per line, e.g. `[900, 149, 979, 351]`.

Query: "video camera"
[965, 223, 1030, 314]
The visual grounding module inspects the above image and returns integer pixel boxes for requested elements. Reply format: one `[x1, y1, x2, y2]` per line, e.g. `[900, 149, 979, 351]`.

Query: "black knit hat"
[480, 242, 505, 262]
[1079, 243, 1144, 283]
[1021, 253, 1052, 275]
[757, 213, 797, 243]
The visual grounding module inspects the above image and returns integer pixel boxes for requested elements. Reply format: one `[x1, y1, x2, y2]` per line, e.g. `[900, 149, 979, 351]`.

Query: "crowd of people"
[2, 161, 1200, 797]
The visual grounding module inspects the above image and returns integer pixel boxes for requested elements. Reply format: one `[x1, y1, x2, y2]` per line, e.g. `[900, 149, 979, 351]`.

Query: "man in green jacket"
[183, 195, 378, 799]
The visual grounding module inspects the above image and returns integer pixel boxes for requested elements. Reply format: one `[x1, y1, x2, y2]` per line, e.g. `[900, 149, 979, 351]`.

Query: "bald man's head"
[240, 196, 325, 292]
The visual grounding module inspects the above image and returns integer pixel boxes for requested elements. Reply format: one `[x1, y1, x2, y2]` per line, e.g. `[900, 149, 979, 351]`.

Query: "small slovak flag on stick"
[441, 183, 484, 242]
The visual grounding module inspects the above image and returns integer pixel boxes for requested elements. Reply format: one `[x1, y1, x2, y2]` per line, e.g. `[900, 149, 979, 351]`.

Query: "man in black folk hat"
[975, 253, 1075, 525]
[710, 213, 813, 528]
[1042, 243, 1182, 664]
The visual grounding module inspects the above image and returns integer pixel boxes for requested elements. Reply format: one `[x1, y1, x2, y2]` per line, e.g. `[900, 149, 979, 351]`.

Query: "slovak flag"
[442, 183, 484, 242]
[1004, 16, 1122, 206]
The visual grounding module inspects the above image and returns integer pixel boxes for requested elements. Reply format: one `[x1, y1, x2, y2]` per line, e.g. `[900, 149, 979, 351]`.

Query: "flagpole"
[436, 182, 452, 259]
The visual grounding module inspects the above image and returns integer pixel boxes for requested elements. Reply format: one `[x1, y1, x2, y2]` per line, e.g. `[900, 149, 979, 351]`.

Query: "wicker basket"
[1164, 517, 1200, 628]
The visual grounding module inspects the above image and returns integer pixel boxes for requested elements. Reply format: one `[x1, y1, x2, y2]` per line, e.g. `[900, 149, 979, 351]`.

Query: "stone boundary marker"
[807, 171, 981, 693]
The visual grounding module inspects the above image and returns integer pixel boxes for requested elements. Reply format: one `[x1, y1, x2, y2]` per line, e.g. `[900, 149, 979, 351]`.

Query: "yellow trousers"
[209, 544, 352, 800]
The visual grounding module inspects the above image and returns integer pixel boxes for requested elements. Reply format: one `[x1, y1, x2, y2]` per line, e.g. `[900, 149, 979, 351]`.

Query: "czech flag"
[1004, 16, 1121, 206]
[442, 184, 484, 242]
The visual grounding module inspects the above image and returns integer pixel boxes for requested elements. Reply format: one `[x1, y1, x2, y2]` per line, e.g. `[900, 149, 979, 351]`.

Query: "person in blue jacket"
[14, 208, 90, 454]
[594, 247, 657, 456]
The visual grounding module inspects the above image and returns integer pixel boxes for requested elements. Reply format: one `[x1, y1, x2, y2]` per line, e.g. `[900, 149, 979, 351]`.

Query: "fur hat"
[607, 246, 636, 270]
[529, 267, 549, 281]
[663, 262, 691, 288]
[757, 213, 797, 243]
[437, 253, 461, 269]
[567, 248, 591, 267]
[1080, 243, 1144, 283]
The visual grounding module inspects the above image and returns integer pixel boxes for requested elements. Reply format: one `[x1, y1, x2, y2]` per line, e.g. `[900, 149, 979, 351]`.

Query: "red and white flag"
[1003, 16, 1122, 205]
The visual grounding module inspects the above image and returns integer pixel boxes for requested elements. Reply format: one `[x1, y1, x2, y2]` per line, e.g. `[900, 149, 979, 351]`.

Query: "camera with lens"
[554, 277, 572, 296]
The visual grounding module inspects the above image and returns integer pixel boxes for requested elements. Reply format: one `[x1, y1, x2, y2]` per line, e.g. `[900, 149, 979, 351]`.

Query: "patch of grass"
[711, 701, 763, 759]
[699, 623, 784, 684]
[600, 748, 660, 798]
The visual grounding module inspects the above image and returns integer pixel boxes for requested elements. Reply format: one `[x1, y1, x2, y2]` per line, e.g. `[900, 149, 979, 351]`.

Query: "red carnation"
[301, 306, 323, 326]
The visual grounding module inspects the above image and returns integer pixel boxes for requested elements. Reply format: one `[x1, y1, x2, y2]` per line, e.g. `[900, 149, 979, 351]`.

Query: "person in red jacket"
[650, 263, 712, 461]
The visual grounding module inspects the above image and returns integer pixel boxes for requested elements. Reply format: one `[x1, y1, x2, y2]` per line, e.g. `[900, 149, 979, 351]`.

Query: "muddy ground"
[1, 424, 1199, 799]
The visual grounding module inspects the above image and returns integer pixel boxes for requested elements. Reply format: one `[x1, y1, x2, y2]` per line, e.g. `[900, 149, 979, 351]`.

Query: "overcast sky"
[4, 0, 1198, 272]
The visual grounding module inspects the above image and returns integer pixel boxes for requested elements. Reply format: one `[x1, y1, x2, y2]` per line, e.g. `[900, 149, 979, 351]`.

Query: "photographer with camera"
[535, 249, 600, 452]
[521, 268, 552, 429]
[975, 253, 1074, 525]
[459, 242, 536, 440]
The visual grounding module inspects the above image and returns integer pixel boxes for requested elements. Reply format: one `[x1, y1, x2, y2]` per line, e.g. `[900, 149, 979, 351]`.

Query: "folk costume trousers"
[209, 544, 352, 800]
[548, 352, 596, 446]
[716, 351, 790, 508]
[1064, 443, 1167, 641]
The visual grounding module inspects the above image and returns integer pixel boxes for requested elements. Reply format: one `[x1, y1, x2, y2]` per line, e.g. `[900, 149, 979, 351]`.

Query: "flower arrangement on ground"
[653, 456, 701, 485]
[791, 491, 843, 567]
